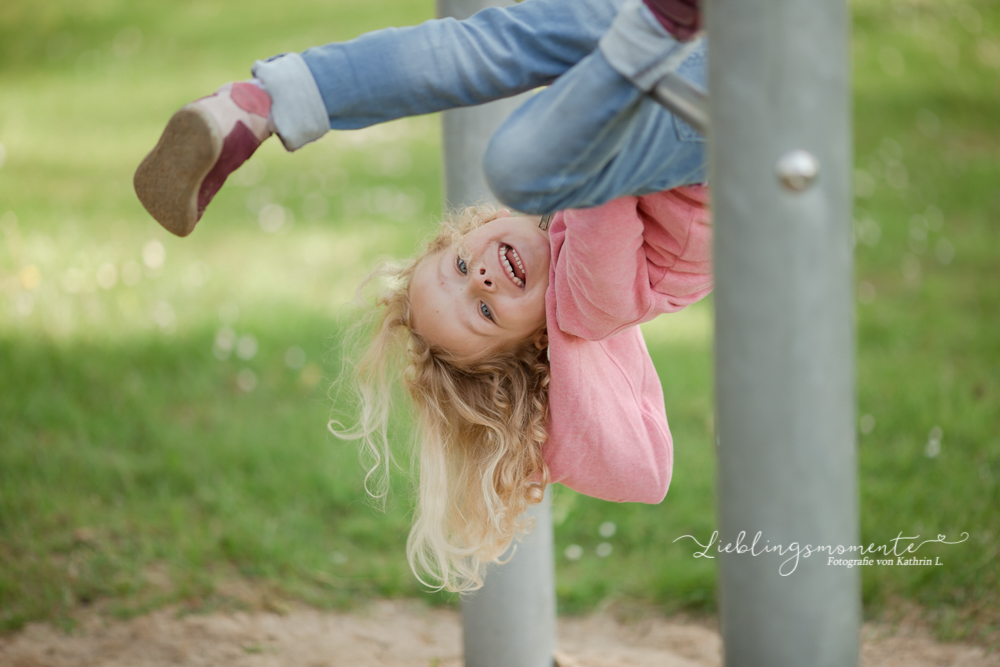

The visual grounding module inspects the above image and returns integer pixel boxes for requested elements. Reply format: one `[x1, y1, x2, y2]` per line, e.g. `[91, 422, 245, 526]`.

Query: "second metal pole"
[435, 2, 556, 666]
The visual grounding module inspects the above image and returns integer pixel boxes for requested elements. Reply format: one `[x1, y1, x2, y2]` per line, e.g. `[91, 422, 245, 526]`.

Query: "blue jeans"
[252, 0, 705, 213]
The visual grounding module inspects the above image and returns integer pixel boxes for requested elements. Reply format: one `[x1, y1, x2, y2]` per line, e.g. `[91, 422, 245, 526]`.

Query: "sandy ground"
[1, 600, 997, 667]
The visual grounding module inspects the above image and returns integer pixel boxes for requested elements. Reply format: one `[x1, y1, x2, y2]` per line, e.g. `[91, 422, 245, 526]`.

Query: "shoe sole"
[134, 105, 222, 237]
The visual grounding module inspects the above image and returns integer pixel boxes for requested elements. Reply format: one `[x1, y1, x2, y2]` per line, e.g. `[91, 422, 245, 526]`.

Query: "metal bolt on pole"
[435, 2, 557, 666]
[707, 0, 861, 664]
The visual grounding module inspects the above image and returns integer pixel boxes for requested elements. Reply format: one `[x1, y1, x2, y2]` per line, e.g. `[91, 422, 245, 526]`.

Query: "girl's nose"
[476, 265, 495, 291]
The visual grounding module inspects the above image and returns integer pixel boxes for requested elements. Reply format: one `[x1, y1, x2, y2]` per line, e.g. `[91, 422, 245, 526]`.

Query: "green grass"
[1, 0, 998, 648]
[851, 0, 1000, 644]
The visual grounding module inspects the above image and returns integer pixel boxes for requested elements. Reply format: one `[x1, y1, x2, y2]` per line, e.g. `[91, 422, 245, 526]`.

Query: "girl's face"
[409, 213, 550, 359]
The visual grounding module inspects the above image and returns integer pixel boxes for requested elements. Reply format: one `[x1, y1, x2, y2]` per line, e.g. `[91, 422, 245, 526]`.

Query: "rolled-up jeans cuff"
[251, 53, 329, 151]
[599, 0, 698, 91]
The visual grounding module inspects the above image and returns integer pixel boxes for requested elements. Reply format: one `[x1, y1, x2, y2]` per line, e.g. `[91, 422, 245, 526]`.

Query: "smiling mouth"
[499, 243, 526, 288]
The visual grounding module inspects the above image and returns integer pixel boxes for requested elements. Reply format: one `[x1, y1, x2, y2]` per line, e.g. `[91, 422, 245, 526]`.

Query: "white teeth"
[499, 244, 524, 287]
[510, 247, 524, 274]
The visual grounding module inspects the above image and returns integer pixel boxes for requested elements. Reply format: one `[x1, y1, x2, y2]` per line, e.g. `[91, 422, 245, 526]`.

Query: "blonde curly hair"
[330, 204, 551, 592]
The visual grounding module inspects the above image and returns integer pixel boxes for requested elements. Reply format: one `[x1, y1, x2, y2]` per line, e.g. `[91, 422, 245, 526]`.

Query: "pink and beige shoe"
[134, 81, 272, 237]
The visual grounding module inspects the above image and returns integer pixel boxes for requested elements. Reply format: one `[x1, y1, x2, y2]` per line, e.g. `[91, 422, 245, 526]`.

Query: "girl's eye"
[457, 257, 468, 274]
[480, 302, 494, 321]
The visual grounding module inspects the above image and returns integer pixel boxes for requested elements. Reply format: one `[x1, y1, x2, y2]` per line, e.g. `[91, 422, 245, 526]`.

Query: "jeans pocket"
[673, 114, 704, 143]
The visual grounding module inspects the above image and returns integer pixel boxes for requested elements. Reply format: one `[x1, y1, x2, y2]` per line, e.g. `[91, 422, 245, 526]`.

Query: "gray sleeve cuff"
[598, 0, 700, 91]
[252, 52, 329, 151]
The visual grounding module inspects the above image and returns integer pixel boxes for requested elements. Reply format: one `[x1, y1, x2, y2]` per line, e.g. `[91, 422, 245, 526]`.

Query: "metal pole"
[651, 71, 709, 137]
[438, 0, 535, 211]
[435, 2, 556, 666]
[461, 491, 556, 667]
[708, 0, 860, 663]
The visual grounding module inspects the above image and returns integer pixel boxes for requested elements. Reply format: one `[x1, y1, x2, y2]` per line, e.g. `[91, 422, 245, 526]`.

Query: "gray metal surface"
[460, 491, 556, 667]
[437, 0, 536, 210]
[707, 0, 860, 664]
[435, 2, 556, 666]
[651, 72, 709, 136]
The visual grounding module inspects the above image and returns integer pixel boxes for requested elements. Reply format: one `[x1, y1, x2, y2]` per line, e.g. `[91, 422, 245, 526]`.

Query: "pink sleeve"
[541, 187, 712, 504]
[640, 186, 714, 311]
[543, 322, 673, 504]
[551, 196, 653, 341]
[552, 187, 713, 342]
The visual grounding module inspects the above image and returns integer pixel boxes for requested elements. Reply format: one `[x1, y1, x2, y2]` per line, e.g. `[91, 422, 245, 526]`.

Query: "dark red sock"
[642, 0, 701, 41]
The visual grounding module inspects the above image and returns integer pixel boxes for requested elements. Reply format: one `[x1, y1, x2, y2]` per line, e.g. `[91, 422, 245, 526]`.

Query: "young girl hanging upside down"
[134, 0, 709, 591]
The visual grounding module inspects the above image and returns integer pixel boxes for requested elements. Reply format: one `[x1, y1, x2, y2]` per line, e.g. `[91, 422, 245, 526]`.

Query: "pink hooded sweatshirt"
[543, 185, 712, 504]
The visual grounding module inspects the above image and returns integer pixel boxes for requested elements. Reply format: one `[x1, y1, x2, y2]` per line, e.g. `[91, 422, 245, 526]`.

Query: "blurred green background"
[0, 0, 997, 648]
